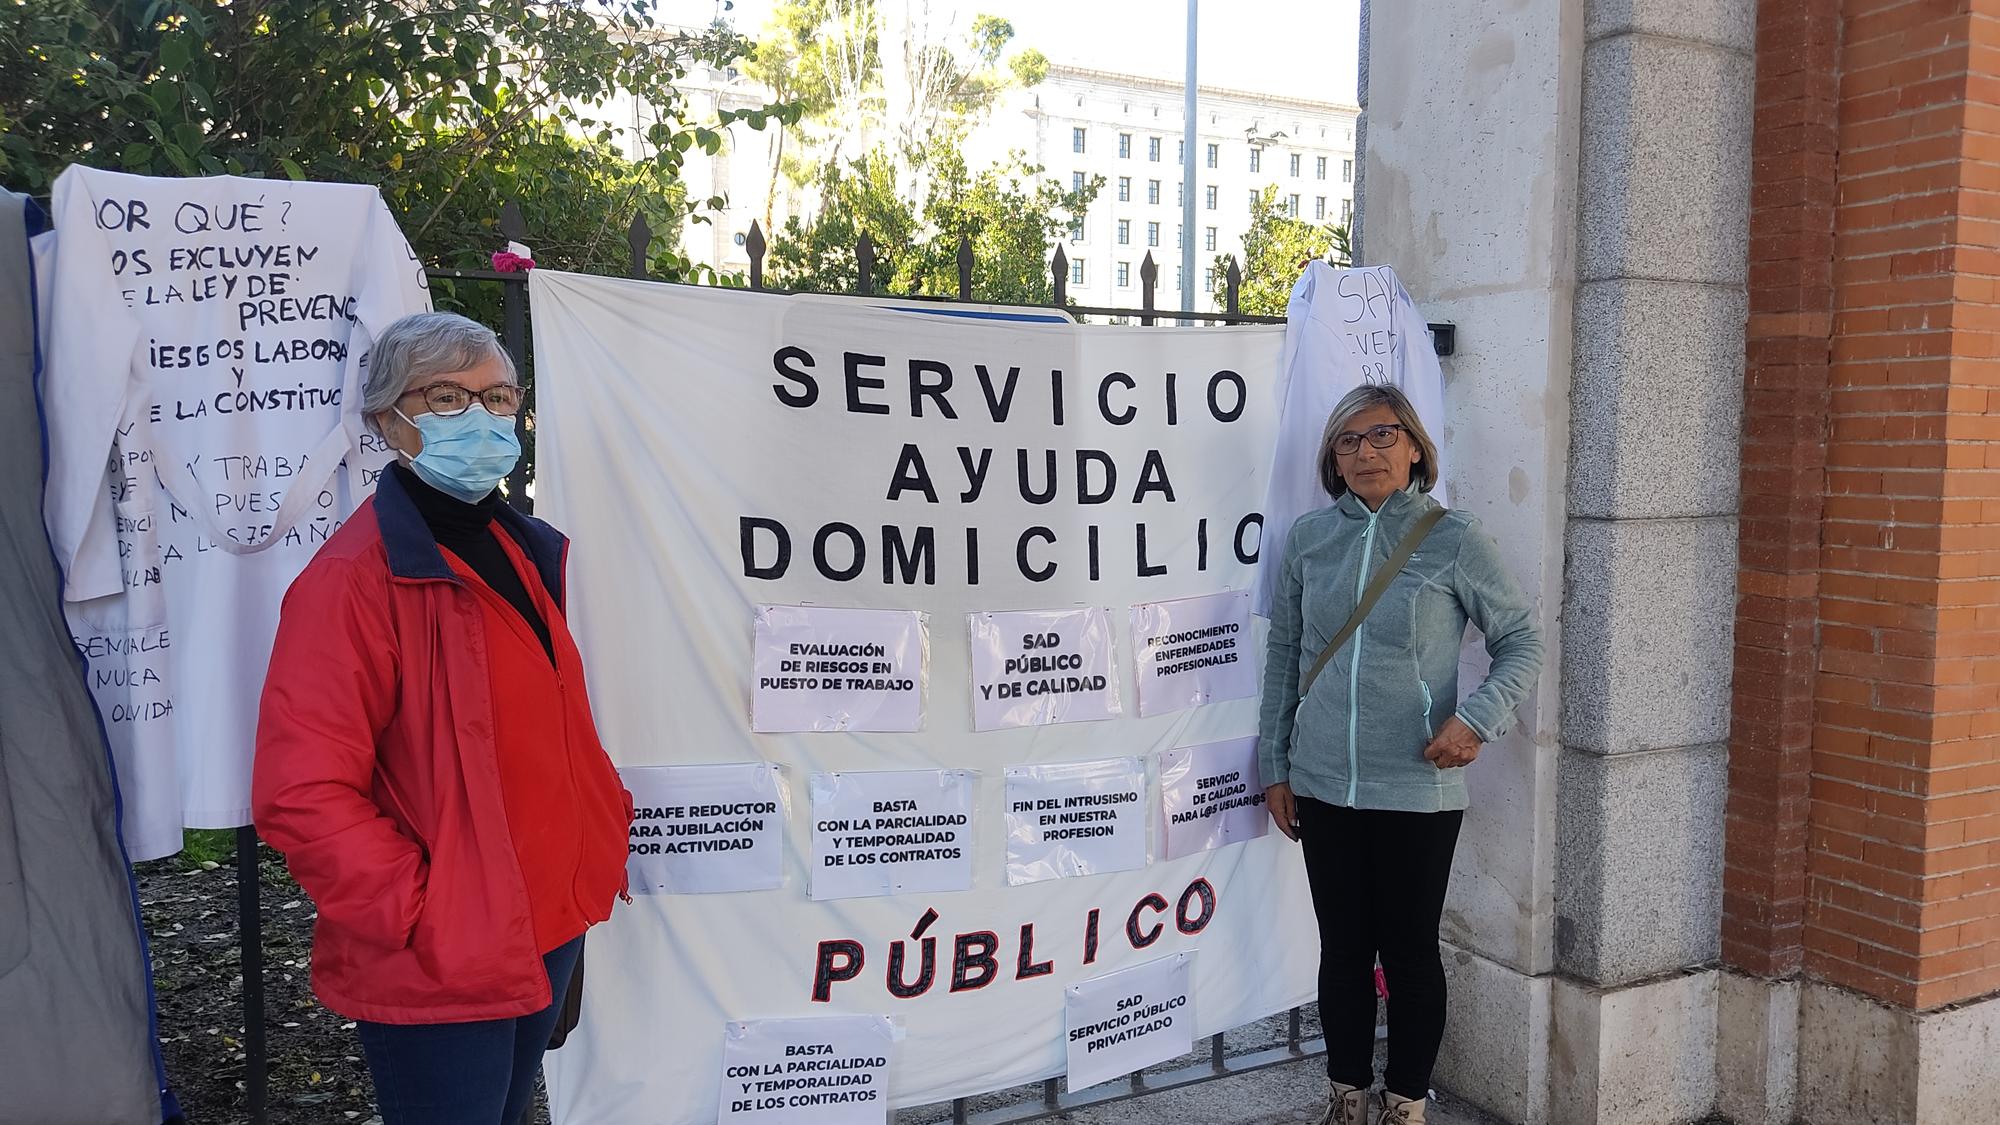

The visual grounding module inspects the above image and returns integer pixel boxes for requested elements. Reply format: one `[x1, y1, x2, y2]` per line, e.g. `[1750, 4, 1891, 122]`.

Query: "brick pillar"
[1723, 0, 1839, 982]
[1809, 0, 2000, 1016]
[1728, 1, 2000, 1121]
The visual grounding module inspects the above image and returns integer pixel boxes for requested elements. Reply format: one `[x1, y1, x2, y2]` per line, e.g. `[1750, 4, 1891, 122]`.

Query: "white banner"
[624, 764, 787, 895]
[1064, 953, 1195, 1091]
[810, 770, 975, 901]
[1159, 738, 1270, 861]
[1003, 759, 1149, 886]
[530, 273, 1317, 1123]
[718, 1015, 895, 1124]
[753, 605, 929, 733]
[967, 608, 1121, 731]
[1129, 591, 1258, 717]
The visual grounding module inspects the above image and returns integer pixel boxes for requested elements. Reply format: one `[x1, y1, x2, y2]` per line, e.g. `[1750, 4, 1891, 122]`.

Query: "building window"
[1341, 198, 1353, 223]
[1317, 156, 1327, 180]
[1117, 261, 1131, 288]
[1177, 181, 1184, 206]
[1288, 193, 1300, 216]
[1343, 159, 1353, 183]
[1315, 196, 1326, 220]
[1206, 143, 1219, 169]
[1118, 176, 1131, 202]
[1119, 132, 1132, 158]
[1148, 221, 1160, 247]
[1177, 139, 1185, 162]
[1205, 267, 1217, 293]
[1072, 258, 1085, 285]
[1290, 153, 1301, 177]
[1148, 136, 1162, 161]
[1176, 224, 1183, 249]
[1176, 265, 1185, 292]
[1249, 147, 1262, 173]
[1205, 185, 1217, 210]
[1073, 127, 1087, 153]
[1118, 219, 1130, 245]
[1069, 218, 1085, 242]
[1148, 179, 1161, 205]
[1204, 226, 1217, 251]
[1073, 171, 1086, 192]
[1249, 190, 1260, 211]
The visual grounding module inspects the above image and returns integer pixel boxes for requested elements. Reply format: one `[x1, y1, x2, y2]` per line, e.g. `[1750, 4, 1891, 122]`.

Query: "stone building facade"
[1357, 0, 2000, 1121]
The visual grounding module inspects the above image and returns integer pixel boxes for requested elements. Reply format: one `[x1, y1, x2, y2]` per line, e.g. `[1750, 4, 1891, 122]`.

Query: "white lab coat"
[1252, 262, 1447, 617]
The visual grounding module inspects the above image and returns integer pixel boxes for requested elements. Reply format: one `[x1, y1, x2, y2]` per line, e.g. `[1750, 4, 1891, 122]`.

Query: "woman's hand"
[1266, 782, 1299, 841]
[1423, 716, 1483, 769]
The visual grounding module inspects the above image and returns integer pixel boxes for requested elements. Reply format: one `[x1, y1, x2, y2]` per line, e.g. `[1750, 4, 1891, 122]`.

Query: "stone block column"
[1551, 4, 1754, 1124]
[1358, 0, 1583, 1119]
[1364, 0, 2000, 1119]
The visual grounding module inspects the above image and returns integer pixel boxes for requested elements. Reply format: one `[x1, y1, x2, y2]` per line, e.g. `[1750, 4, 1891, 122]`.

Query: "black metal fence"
[226, 202, 1446, 1124]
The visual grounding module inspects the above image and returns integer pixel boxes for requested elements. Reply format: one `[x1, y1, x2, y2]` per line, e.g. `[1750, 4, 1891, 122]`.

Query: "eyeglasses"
[401, 381, 524, 418]
[1332, 423, 1406, 456]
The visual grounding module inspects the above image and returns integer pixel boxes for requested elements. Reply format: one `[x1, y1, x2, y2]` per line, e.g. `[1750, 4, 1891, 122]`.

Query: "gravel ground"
[137, 835, 553, 1125]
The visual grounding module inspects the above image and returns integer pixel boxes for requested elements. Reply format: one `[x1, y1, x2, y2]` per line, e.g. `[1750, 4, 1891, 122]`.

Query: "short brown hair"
[1317, 384, 1441, 499]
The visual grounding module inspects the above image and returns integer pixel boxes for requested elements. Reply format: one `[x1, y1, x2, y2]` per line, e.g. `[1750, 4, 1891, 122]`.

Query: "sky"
[662, 0, 1361, 105]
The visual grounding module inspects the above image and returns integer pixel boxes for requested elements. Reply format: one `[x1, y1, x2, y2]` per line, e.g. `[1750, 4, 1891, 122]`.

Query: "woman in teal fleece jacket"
[1258, 384, 1543, 1125]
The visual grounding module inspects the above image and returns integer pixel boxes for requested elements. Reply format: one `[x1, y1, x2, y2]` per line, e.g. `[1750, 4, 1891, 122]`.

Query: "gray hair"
[1317, 383, 1440, 498]
[362, 312, 516, 432]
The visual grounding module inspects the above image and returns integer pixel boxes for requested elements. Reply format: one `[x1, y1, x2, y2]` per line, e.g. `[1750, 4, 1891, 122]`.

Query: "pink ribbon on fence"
[492, 250, 535, 273]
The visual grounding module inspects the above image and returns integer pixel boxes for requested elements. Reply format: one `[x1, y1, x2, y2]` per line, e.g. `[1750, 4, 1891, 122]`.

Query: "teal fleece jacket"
[1257, 488, 1544, 813]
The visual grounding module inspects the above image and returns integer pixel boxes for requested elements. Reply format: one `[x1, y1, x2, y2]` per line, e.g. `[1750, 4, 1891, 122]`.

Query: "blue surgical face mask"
[396, 405, 521, 503]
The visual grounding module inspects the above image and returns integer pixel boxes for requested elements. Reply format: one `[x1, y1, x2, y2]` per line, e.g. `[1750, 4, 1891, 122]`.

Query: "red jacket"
[252, 470, 632, 1024]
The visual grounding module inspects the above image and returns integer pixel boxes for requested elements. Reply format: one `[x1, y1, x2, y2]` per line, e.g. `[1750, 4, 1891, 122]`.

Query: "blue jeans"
[356, 937, 584, 1125]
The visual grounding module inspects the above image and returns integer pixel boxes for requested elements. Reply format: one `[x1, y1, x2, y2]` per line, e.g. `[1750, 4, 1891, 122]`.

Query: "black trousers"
[1296, 796, 1463, 1100]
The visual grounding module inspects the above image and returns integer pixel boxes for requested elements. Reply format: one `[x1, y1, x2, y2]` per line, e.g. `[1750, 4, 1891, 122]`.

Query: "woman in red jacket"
[253, 311, 632, 1125]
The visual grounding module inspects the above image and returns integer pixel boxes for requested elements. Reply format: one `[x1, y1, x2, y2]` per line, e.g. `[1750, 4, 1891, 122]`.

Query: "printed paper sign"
[1129, 591, 1258, 717]
[1159, 737, 1269, 860]
[623, 764, 786, 895]
[1004, 759, 1149, 886]
[968, 608, 1121, 731]
[810, 770, 975, 901]
[753, 606, 928, 732]
[718, 1015, 894, 1124]
[1064, 953, 1194, 1091]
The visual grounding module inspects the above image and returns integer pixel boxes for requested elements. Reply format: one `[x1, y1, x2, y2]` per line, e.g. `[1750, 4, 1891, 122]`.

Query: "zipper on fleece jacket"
[1347, 507, 1382, 807]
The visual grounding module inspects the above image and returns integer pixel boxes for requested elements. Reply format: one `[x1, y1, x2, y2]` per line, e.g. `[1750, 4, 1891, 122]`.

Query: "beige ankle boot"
[1377, 1092, 1428, 1124]
[1318, 1081, 1374, 1125]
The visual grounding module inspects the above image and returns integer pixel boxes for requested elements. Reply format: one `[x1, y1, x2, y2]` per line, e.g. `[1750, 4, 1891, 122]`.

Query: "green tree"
[766, 142, 1098, 304]
[0, 0, 785, 281]
[891, 11, 1030, 154]
[739, 0, 878, 227]
[903, 144, 1098, 304]
[764, 152, 914, 294]
[1221, 185, 1352, 315]
[745, 0, 1047, 211]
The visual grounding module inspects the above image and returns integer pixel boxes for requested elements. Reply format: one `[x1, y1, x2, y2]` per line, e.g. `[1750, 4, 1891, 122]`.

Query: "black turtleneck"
[392, 462, 553, 662]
